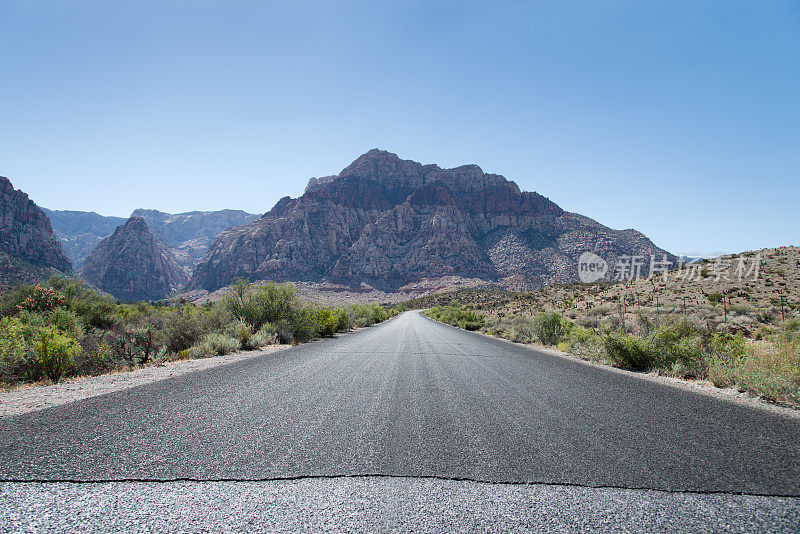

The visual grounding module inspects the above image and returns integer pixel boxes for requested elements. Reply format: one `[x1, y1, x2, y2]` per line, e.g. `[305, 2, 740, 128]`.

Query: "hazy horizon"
[2, 1, 798, 256]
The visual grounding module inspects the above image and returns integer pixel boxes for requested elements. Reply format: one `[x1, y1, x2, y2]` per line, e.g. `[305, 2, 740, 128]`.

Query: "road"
[1, 310, 799, 531]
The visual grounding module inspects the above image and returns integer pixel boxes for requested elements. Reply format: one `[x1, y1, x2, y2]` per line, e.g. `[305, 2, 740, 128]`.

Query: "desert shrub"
[507, 316, 537, 343]
[604, 332, 655, 371]
[129, 317, 164, 365]
[290, 307, 319, 343]
[309, 307, 340, 338]
[558, 325, 604, 361]
[76, 331, 117, 376]
[754, 324, 775, 341]
[250, 326, 279, 348]
[586, 305, 611, 317]
[648, 319, 703, 374]
[227, 320, 253, 348]
[272, 320, 295, 344]
[30, 325, 80, 383]
[0, 316, 34, 382]
[532, 312, 567, 346]
[424, 306, 485, 331]
[334, 307, 351, 331]
[707, 333, 747, 388]
[735, 338, 800, 404]
[191, 333, 240, 357]
[222, 279, 302, 331]
[164, 306, 203, 354]
[577, 316, 602, 329]
[46, 307, 85, 340]
[17, 285, 65, 314]
[349, 304, 388, 328]
[780, 318, 800, 342]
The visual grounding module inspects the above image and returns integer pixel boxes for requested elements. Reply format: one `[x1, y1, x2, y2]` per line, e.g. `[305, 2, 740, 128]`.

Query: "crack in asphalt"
[3, 473, 799, 499]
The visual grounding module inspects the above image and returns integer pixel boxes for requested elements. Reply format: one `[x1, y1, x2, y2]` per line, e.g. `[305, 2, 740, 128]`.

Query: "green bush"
[648, 319, 703, 374]
[0, 316, 32, 382]
[191, 333, 240, 358]
[164, 307, 203, 354]
[310, 307, 339, 338]
[532, 312, 567, 346]
[707, 332, 747, 387]
[558, 325, 604, 361]
[349, 304, 388, 328]
[222, 279, 302, 331]
[31, 325, 81, 383]
[250, 326, 279, 348]
[424, 306, 485, 331]
[604, 332, 655, 371]
[735, 338, 800, 404]
[76, 332, 117, 377]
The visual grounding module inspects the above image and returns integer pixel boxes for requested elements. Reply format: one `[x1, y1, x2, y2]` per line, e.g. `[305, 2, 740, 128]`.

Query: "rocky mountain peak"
[80, 216, 187, 301]
[0, 176, 72, 275]
[190, 151, 673, 293]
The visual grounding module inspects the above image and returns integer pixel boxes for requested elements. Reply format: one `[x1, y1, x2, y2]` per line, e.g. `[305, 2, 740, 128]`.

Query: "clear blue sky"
[1, 1, 798, 256]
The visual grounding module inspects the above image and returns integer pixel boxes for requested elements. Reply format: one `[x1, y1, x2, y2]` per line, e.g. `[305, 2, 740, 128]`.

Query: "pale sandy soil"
[0, 346, 289, 418]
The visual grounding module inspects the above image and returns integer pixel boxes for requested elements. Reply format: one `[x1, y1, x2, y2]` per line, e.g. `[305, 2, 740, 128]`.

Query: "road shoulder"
[0, 345, 289, 418]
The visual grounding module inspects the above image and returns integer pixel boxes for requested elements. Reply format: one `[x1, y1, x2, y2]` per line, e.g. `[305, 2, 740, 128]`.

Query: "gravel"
[2, 477, 798, 533]
[0, 346, 288, 418]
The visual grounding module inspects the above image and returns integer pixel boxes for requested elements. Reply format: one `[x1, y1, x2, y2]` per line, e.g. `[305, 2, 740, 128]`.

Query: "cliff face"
[190, 150, 673, 292]
[42, 209, 126, 270]
[80, 216, 187, 301]
[44, 208, 259, 271]
[0, 177, 72, 286]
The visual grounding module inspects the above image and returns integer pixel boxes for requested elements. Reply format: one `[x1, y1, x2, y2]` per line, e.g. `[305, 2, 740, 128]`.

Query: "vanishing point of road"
[2, 311, 798, 532]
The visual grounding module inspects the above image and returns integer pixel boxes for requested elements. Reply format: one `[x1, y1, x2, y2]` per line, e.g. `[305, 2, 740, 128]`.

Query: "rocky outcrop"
[190, 150, 674, 292]
[131, 209, 259, 267]
[0, 177, 72, 286]
[42, 209, 126, 269]
[80, 217, 187, 301]
[44, 208, 259, 270]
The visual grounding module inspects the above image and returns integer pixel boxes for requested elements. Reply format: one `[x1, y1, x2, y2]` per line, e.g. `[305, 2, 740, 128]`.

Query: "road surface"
[2, 311, 799, 531]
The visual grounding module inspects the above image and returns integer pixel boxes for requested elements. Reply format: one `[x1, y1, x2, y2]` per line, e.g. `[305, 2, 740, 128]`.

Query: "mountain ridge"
[190, 150, 673, 292]
[80, 216, 188, 301]
[0, 177, 72, 287]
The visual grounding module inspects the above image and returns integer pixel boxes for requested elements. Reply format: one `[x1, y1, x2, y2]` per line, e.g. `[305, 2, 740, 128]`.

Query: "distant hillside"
[0, 177, 72, 287]
[80, 216, 187, 301]
[44, 207, 259, 270]
[191, 149, 673, 293]
[132, 208, 259, 268]
[42, 209, 126, 270]
[404, 246, 800, 339]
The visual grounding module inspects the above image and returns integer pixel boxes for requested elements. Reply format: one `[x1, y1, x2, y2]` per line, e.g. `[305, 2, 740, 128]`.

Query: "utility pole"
[780, 290, 786, 322]
[723, 290, 728, 325]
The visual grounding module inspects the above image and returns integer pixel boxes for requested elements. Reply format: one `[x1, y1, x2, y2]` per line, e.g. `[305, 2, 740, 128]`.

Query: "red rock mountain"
[0, 176, 72, 287]
[190, 150, 672, 292]
[81, 216, 188, 301]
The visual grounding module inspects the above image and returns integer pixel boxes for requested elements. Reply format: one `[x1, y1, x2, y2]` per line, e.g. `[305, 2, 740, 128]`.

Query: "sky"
[0, 0, 798, 256]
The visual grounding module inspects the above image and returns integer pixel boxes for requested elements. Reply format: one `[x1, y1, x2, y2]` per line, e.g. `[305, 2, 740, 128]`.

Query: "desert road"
[1, 310, 799, 531]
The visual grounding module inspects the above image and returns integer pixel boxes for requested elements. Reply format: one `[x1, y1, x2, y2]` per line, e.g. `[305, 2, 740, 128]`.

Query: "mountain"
[44, 208, 259, 270]
[190, 150, 673, 293]
[131, 209, 260, 268]
[80, 216, 188, 301]
[42, 209, 126, 270]
[0, 177, 72, 287]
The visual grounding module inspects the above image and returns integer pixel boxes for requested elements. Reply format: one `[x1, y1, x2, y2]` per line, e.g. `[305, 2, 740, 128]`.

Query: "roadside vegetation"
[0, 276, 399, 388]
[410, 247, 800, 407]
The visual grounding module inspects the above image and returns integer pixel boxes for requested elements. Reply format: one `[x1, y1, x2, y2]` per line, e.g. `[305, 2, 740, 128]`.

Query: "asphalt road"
[1, 310, 799, 530]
